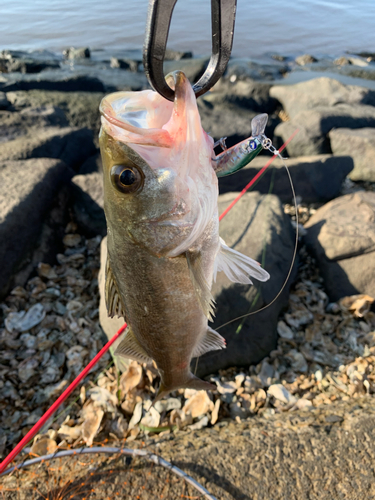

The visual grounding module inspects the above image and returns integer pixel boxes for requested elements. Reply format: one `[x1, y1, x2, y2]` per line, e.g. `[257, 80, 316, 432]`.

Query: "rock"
[0, 91, 9, 109]
[334, 57, 352, 66]
[0, 70, 105, 92]
[267, 384, 297, 404]
[163, 57, 209, 83]
[0, 158, 73, 299]
[78, 153, 102, 174]
[140, 407, 161, 429]
[274, 104, 375, 157]
[335, 64, 375, 81]
[218, 154, 353, 203]
[226, 58, 288, 81]
[198, 99, 278, 149]
[63, 47, 90, 59]
[286, 350, 308, 373]
[110, 57, 139, 72]
[1, 61, 147, 93]
[154, 398, 181, 414]
[196, 191, 297, 377]
[0, 106, 69, 142]
[270, 77, 375, 120]
[164, 49, 193, 61]
[6, 90, 105, 134]
[5, 304, 45, 333]
[205, 79, 278, 114]
[5, 57, 60, 74]
[329, 128, 375, 182]
[353, 51, 375, 61]
[71, 172, 106, 236]
[305, 192, 375, 301]
[0, 127, 96, 170]
[295, 54, 318, 66]
[277, 320, 294, 339]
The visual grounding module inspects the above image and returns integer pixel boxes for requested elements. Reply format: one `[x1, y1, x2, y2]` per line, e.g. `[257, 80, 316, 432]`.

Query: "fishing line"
[216, 154, 299, 331]
[0, 447, 218, 500]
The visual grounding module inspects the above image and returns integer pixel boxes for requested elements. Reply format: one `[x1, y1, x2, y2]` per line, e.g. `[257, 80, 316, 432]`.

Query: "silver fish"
[99, 71, 270, 400]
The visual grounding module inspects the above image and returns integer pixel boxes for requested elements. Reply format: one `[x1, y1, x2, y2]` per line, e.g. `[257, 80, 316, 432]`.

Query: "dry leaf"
[120, 361, 143, 394]
[140, 407, 161, 428]
[170, 409, 193, 429]
[211, 399, 220, 425]
[30, 437, 57, 456]
[340, 294, 375, 318]
[183, 390, 214, 418]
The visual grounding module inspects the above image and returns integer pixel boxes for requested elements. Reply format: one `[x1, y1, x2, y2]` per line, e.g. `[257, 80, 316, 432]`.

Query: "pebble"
[268, 384, 297, 404]
[277, 320, 294, 339]
[2, 216, 375, 458]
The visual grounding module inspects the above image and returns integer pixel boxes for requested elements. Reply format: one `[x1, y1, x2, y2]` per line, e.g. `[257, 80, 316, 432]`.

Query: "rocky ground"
[1, 46, 375, 498]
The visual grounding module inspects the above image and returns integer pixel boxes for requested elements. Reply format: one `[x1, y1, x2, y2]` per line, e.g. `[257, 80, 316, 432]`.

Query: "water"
[0, 0, 375, 58]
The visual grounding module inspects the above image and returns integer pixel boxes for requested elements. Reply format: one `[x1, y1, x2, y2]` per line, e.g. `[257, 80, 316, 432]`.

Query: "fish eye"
[110, 164, 144, 194]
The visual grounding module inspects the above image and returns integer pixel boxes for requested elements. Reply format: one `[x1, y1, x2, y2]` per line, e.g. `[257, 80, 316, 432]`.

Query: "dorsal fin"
[105, 257, 127, 319]
[186, 251, 216, 321]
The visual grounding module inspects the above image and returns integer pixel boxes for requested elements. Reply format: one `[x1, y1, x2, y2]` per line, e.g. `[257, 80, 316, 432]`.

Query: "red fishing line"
[0, 129, 298, 474]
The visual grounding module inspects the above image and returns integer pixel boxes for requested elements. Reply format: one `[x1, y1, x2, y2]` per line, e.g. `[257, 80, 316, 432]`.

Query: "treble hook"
[143, 0, 237, 101]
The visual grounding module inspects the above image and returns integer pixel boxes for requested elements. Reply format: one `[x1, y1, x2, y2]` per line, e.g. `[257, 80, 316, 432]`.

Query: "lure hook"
[143, 0, 237, 101]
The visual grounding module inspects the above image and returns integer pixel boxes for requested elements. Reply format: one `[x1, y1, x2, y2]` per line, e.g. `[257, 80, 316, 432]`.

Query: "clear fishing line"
[216, 154, 299, 331]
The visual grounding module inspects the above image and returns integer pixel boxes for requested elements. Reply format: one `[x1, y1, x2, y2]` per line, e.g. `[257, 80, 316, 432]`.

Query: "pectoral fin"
[192, 327, 226, 358]
[114, 326, 152, 364]
[213, 237, 270, 284]
[105, 257, 126, 319]
[186, 251, 216, 321]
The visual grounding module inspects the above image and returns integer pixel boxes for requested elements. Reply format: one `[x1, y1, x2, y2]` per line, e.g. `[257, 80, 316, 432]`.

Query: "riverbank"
[1, 47, 375, 498]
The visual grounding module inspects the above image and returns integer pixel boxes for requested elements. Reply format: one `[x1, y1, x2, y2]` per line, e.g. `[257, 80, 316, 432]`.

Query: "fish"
[99, 70, 270, 401]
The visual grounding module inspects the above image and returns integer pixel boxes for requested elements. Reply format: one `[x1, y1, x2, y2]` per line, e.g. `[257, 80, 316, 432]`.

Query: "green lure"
[213, 113, 269, 178]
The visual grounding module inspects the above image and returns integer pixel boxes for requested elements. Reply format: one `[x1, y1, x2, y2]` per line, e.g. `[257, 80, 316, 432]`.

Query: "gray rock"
[0, 158, 73, 299]
[198, 100, 278, 149]
[0, 106, 68, 142]
[295, 54, 318, 66]
[0, 69, 105, 92]
[0, 91, 9, 109]
[63, 47, 90, 59]
[218, 154, 353, 203]
[335, 64, 375, 81]
[329, 128, 375, 181]
[5, 57, 60, 74]
[71, 172, 106, 236]
[274, 104, 375, 157]
[270, 77, 375, 119]
[205, 79, 277, 114]
[110, 57, 139, 72]
[163, 57, 210, 82]
[0, 127, 96, 171]
[196, 191, 297, 377]
[226, 58, 288, 81]
[304, 192, 375, 301]
[334, 57, 352, 66]
[6, 90, 104, 136]
[164, 49, 193, 61]
[78, 153, 102, 174]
